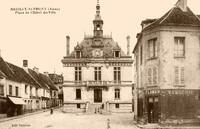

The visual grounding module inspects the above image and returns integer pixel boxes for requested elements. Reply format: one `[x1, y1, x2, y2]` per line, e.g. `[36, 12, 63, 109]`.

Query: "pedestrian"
[50, 108, 53, 114]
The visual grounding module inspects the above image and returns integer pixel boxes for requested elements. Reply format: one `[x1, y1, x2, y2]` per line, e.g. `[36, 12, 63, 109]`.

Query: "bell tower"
[93, 0, 103, 38]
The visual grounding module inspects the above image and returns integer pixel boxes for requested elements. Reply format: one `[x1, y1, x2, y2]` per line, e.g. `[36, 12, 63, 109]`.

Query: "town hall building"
[61, 1, 133, 113]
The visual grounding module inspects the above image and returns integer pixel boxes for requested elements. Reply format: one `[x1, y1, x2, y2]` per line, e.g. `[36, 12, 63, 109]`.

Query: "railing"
[64, 80, 132, 86]
[87, 81, 107, 86]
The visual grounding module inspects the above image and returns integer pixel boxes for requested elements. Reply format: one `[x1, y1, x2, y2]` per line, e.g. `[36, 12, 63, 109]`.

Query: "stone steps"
[86, 103, 102, 114]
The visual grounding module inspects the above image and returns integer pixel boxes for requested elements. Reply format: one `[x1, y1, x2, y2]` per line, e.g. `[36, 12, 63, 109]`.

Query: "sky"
[0, 0, 200, 74]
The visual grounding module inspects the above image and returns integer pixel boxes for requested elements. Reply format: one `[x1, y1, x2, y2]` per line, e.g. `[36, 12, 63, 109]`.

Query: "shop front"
[140, 89, 200, 125]
[7, 96, 26, 117]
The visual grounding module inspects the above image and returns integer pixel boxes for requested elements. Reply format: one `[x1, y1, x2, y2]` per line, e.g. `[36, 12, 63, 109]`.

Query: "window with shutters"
[148, 38, 157, 59]
[174, 37, 185, 58]
[174, 66, 185, 86]
[147, 67, 158, 86]
[75, 67, 82, 82]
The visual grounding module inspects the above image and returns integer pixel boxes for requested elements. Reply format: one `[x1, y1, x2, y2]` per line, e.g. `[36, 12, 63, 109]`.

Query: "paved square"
[0, 108, 139, 129]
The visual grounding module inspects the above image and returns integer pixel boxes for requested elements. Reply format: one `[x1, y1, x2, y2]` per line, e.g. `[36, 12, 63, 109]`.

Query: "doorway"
[147, 97, 159, 123]
[94, 89, 102, 103]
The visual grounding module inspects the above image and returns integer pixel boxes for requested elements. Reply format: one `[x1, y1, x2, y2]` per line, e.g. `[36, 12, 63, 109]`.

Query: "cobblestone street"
[0, 107, 139, 129]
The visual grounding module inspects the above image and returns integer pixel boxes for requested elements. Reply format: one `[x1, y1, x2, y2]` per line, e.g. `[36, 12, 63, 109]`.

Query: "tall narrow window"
[174, 37, 185, 57]
[9, 85, 12, 96]
[75, 67, 82, 82]
[115, 89, 120, 99]
[174, 66, 185, 85]
[43, 89, 45, 96]
[25, 85, 28, 94]
[0, 85, 4, 95]
[114, 67, 121, 83]
[15, 87, 19, 96]
[36, 88, 38, 96]
[140, 46, 143, 65]
[76, 89, 81, 99]
[148, 38, 157, 59]
[147, 67, 158, 86]
[94, 67, 101, 81]
[30, 86, 32, 95]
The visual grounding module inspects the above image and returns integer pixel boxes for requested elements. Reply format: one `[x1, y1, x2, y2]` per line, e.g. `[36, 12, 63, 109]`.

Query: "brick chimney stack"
[23, 60, 28, 67]
[176, 0, 187, 12]
[66, 36, 70, 56]
[127, 35, 130, 56]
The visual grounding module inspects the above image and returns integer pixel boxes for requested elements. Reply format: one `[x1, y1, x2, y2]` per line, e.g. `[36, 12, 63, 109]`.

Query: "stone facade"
[133, 0, 200, 125]
[61, 1, 133, 113]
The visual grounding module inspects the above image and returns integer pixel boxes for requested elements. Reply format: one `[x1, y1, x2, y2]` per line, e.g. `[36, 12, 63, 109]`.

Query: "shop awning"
[8, 97, 26, 105]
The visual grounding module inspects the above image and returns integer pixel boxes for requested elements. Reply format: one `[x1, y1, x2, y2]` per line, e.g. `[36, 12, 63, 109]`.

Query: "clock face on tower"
[94, 49, 102, 57]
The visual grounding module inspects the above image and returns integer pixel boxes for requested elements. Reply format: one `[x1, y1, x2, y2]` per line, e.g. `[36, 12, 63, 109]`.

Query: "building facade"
[0, 56, 58, 117]
[133, 0, 200, 125]
[61, 1, 133, 113]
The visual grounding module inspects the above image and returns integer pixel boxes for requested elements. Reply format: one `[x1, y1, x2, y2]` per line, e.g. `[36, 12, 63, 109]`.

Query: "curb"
[0, 106, 63, 123]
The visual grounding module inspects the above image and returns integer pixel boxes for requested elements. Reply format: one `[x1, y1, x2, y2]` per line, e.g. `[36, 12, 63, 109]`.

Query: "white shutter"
[180, 67, 185, 85]
[153, 67, 158, 85]
[148, 68, 152, 86]
[175, 66, 179, 85]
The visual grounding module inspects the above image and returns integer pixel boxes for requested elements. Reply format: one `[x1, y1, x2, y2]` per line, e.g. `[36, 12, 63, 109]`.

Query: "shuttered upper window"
[147, 67, 158, 86]
[174, 66, 185, 86]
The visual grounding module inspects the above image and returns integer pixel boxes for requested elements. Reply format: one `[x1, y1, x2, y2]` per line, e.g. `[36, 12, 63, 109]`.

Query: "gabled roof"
[0, 56, 57, 91]
[7, 63, 40, 88]
[0, 57, 21, 82]
[66, 37, 127, 58]
[146, 7, 200, 30]
[49, 74, 63, 84]
[28, 69, 58, 91]
[40, 74, 58, 91]
[0, 57, 40, 87]
[0, 70, 5, 78]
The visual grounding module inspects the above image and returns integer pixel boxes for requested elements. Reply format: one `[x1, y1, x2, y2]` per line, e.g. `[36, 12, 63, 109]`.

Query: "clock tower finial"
[93, 0, 103, 38]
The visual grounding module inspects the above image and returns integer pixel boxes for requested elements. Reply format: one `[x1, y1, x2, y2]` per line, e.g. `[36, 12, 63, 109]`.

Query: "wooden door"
[94, 89, 102, 103]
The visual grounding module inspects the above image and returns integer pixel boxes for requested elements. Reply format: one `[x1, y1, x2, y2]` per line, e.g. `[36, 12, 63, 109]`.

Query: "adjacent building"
[49, 73, 64, 106]
[133, 0, 200, 124]
[61, 1, 133, 113]
[0, 56, 58, 117]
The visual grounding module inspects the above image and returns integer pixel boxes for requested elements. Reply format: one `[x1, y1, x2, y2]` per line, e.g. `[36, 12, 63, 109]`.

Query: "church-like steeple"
[93, 0, 103, 38]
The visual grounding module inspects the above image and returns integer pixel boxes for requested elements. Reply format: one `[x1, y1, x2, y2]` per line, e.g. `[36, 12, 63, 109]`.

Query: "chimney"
[23, 60, 28, 67]
[176, 0, 187, 12]
[127, 35, 130, 56]
[44, 71, 49, 77]
[66, 36, 70, 56]
[33, 67, 39, 74]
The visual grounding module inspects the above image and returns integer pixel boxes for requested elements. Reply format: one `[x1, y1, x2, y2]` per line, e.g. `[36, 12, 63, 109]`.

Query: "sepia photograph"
[0, 0, 200, 128]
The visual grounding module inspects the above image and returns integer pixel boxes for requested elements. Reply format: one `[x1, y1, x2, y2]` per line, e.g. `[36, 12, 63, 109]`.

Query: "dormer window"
[114, 51, 120, 58]
[76, 51, 81, 58]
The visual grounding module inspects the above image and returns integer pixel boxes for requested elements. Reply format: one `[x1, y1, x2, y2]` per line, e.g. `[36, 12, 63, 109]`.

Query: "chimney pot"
[44, 72, 49, 77]
[33, 67, 39, 74]
[176, 0, 187, 12]
[23, 60, 28, 67]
